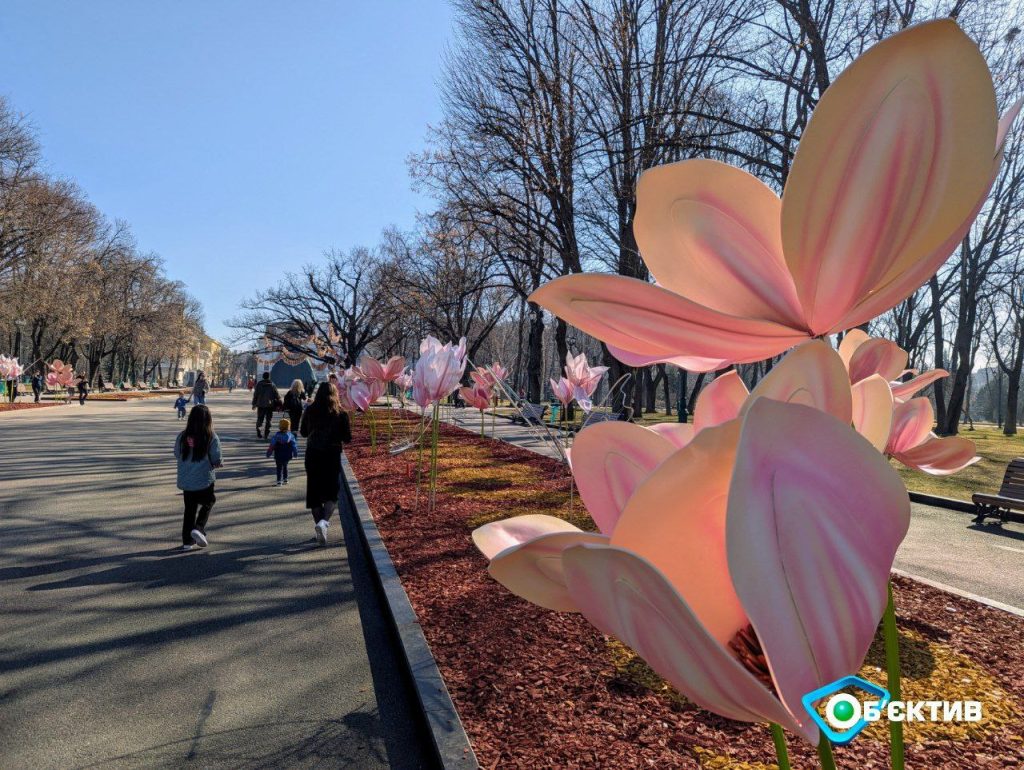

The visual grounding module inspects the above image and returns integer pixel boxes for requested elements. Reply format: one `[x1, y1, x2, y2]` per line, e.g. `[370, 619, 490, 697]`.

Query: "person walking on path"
[174, 404, 222, 551]
[283, 379, 306, 434]
[266, 417, 299, 486]
[76, 375, 89, 406]
[299, 382, 351, 545]
[31, 370, 43, 403]
[192, 371, 209, 405]
[174, 392, 190, 420]
[227, 377, 235, 393]
[252, 372, 281, 439]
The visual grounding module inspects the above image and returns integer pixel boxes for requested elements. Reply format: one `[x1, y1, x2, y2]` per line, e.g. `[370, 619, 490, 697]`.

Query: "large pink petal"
[894, 435, 980, 476]
[562, 544, 812, 741]
[530, 274, 809, 371]
[612, 420, 745, 645]
[647, 422, 695, 449]
[570, 421, 676, 534]
[726, 399, 910, 738]
[887, 397, 934, 454]
[835, 100, 1022, 331]
[891, 369, 948, 401]
[693, 371, 749, 433]
[848, 338, 908, 383]
[851, 374, 894, 452]
[782, 20, 998, 333]
[633, 159, 804, 326]
[746, 340, 853, 424]
[472, 514, 583, 561]
[488, 531, 610, 612]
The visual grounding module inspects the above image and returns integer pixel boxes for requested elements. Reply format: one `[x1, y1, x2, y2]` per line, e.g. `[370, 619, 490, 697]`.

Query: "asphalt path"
[0, 392, 433, 769]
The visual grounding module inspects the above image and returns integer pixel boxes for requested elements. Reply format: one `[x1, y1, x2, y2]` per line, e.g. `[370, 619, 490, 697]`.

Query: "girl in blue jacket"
[174, 404, 222, 551]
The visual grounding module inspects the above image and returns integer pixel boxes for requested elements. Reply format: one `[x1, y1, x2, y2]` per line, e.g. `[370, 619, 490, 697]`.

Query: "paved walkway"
[440, 406, 1024, 613]
[0, 392, 432, 769]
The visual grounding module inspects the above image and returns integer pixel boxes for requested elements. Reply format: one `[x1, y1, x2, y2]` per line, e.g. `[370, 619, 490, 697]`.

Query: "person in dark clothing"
[266, 417, 299, 485]
[31, 371, 43, 403]
[173, 404, 223, 551]
[76, 375, 89, 406]
[299, 382, 352, 545]
[283, 379, 306, 433]
[251, 372, 281, 439]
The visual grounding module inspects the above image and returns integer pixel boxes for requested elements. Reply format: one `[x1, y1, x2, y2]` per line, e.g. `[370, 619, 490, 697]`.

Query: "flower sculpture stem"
[817, 735, 837, 770]
[367, 408, 378, 452]
[883, 581, 905, 770]
[480, 409, 485, 438]
[415, 411, 427, 506]
[769, 723, 791, 770]
[429, 401, 441, 511]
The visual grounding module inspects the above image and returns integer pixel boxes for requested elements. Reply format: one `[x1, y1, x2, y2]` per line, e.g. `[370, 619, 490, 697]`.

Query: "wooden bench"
[511, 402, 547, 426]
[972, 458, 1024, 525]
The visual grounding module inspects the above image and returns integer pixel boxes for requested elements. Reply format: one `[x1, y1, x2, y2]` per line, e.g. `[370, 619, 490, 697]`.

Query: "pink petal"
[891, 369, 948, 401]
[647, 422, 695, 449]
[570, 422, 676, 534]
[782, 20, 998, 334]
[835, 101, 1022, 332]
[851, 374, 894, 452]
[746, 340, 852, 424]
[562, 544, 812, 741]
[633, 159, 804, 326]
[472, 514, 582, 561]
[606, 344, 732, 374]
[693, 371, 749, 433]
[726, 399, 910, 738]
[837, 329, 870, 370]
[887, 398, 934, 454]
[488, 530, 610, 612]
[847, 338, 908, 383]
[611, 420, 746, 645]
[530, 274, 809, 371]
[894, 435, 980, 476]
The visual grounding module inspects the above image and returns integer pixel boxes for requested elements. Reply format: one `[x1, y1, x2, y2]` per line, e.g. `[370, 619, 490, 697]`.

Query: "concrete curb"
[893, 569, 1024, 618]
[908, 491, 976, 514]
[341, 455, 480, 770]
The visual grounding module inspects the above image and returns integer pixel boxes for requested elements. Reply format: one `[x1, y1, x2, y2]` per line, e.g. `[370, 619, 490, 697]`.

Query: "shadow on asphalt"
[966, 522, 1024, 542]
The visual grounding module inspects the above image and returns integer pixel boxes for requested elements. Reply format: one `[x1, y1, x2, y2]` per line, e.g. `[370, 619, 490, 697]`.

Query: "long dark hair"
[180, 404, 214, 461]
[303, 381, 341, 431]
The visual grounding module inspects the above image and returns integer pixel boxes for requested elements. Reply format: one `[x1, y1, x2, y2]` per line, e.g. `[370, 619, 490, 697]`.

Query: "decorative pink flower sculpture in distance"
[47, 360, 76, 389]
[357, 354, 406, 384]
[549, 377, 575, 408]
[474, 399, 911, 744]
[460, 383, 492, 412]
[412, 336, 467, 408]
[530, 21, 1021, 371]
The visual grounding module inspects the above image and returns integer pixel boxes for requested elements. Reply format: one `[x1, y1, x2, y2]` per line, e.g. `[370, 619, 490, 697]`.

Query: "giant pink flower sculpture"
[530, 21, 1020, 371]
[357, 354, 406, 384]
[47, 360, 76, 389]
[412, 336, 467, 408]
[474, 399, 910, 744]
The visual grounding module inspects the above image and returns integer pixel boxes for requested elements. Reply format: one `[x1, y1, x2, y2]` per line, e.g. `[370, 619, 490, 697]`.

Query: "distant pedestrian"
[76, 375, 89, 406]
[31, 371, 43, 403]
[174, 404, 222, 551]
[227, 377, 235, 393]
[192, 372, 209, 405]
[283, 379, 306, 432]
[174, 392, 190, 420]
[266, 418, 299, 486]
[299, 382, 352, 545]
[251, 371, 281, 439]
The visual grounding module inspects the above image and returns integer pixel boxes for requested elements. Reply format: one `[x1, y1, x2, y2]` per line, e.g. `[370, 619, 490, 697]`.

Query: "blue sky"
[0, 1, 452, 342]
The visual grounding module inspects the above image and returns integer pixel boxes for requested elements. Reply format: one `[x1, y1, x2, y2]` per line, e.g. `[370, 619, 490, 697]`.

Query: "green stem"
[429, 401, 440, 511]
[415, 410, 426, 506]
[883, 580, 904, 770]
[817, 734, 837, 770]
[480, 409, 485, 438]
[368, 407, 377, 451]
[769, 724, 791, 770]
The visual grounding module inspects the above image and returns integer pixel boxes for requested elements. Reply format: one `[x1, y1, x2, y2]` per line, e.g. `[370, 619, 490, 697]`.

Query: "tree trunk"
[1006, 323, 1024, 435]
[929, 276, 948, 431]
[525, 302, 544, 403]
[659, 364, 671, 416]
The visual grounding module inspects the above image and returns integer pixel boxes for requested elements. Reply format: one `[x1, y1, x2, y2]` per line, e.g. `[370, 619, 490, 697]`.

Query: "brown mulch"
[0, 401, 61, 413]
[346, 411, 1024, 769]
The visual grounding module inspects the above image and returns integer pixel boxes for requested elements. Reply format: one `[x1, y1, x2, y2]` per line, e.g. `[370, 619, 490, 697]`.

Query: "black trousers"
[182, 484, 216, 545]
[256, 407, 274, 435]
[275, 458, 290, 481]
[32, 387, 40, 403]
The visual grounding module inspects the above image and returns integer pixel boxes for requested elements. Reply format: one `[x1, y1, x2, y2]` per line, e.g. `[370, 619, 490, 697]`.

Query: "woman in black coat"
[299, 382, 352, 546]
[283, 379, 306, 431]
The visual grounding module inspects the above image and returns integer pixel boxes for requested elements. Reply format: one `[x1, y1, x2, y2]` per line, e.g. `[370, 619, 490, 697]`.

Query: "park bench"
[972, 458, 1024, 525]
[581, 411, 623, 427]
[511, 402, 547, 426]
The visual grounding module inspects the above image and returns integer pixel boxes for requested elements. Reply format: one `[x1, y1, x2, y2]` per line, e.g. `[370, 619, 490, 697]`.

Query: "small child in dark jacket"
[266, 418, 299, 486]
[174, 392, 190, 420]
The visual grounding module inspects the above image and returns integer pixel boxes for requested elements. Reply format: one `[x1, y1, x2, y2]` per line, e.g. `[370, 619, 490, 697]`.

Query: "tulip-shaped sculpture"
[412, 336, 467, 510]
[475, 400, 910, 761]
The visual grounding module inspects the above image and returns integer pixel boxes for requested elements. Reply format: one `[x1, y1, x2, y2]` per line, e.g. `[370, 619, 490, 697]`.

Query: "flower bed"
[346, 410, 1024, 769]
[0, 401, 61, 413]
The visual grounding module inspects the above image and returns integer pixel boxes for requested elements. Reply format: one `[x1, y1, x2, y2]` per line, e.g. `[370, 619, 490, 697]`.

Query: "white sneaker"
[191, 529, 208, 548]
[276, 480, 282, 486]
[176, 544, 194, 552]
[315, 519, 328, 545]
